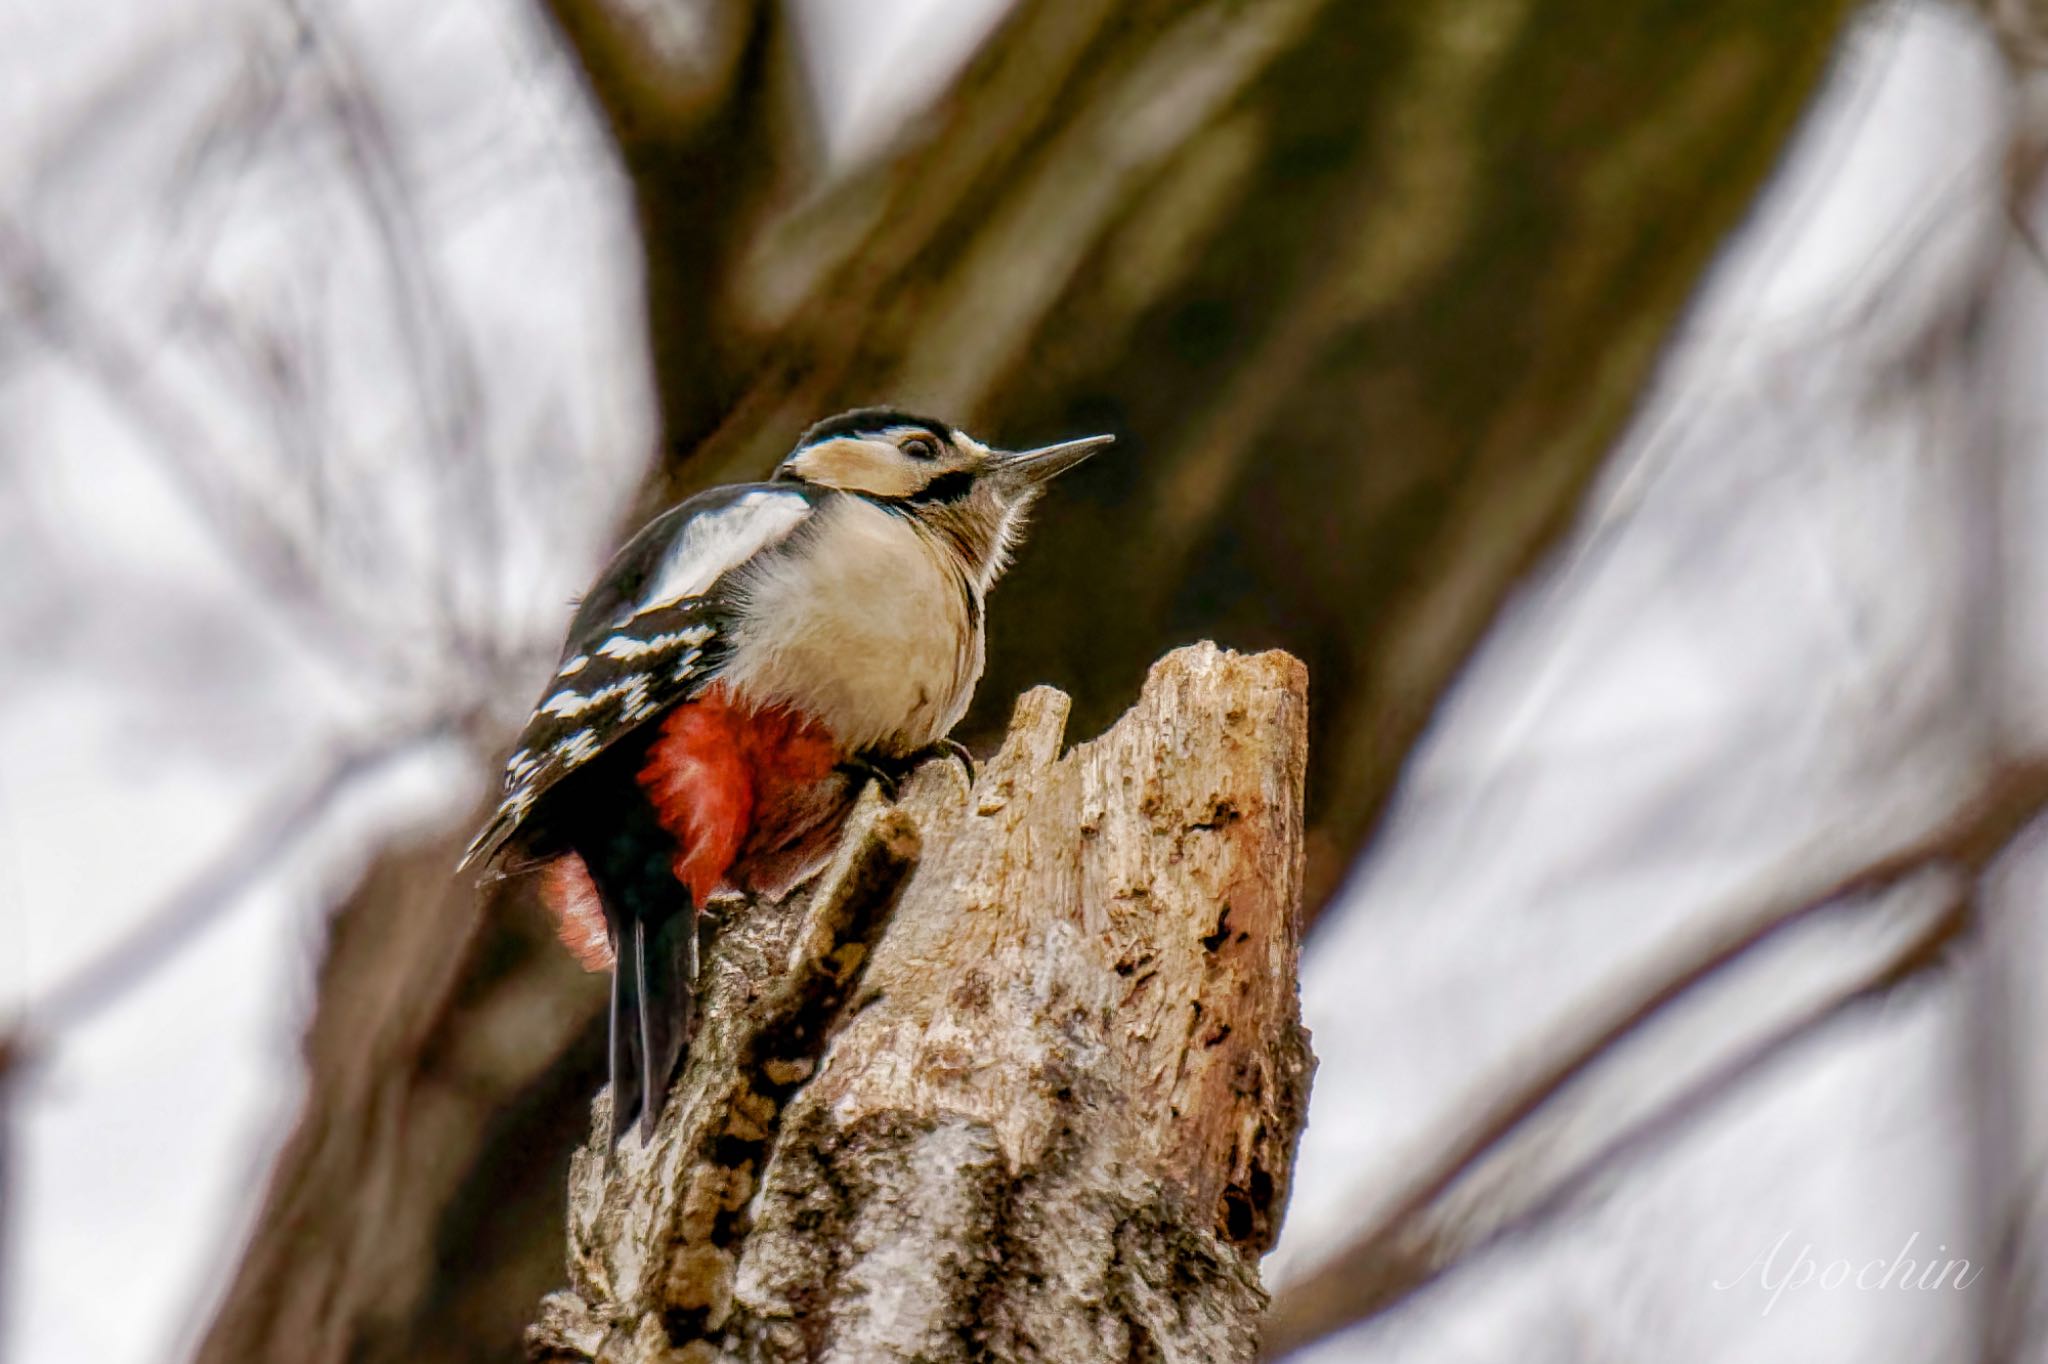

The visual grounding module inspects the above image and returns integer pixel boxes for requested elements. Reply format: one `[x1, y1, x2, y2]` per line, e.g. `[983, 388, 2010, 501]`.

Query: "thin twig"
[0, 223, 397, 683]
[6, 727, 439, 1049]
[283, 0, 502, 670]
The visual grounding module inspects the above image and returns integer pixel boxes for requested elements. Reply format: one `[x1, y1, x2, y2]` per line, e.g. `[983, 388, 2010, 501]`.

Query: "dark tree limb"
[191, 839, 608, 1364]
[540, 0, 1863, 907]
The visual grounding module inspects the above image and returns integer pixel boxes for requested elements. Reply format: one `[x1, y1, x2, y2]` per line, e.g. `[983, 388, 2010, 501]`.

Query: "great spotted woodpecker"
[460, 408, 1113, 1143]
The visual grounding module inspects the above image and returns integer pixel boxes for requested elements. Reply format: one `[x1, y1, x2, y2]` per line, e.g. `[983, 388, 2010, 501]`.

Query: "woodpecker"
[460, 408, 1113, 1144]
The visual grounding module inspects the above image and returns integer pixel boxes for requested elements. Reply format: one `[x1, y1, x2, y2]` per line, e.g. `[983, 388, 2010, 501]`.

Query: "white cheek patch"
[634, 490, 810, 615]
[786, 437, 929, 499]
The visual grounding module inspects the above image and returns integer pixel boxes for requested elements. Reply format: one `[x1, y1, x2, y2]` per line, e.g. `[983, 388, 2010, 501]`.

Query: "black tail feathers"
[604, 896, 699, 1146]
[579, 804, 701, 1147]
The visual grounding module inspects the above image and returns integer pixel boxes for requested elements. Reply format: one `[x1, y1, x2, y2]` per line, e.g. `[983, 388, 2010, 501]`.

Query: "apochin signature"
[1714, 1231, 1983, 1314]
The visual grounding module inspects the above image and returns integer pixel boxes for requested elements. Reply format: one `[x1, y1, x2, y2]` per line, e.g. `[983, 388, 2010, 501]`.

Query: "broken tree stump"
[528, 643, 1315, 1362]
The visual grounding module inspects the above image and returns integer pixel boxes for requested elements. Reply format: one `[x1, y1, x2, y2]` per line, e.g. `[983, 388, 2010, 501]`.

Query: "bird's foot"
[837, 754, 905, 802]
[836, 741, 975, 802]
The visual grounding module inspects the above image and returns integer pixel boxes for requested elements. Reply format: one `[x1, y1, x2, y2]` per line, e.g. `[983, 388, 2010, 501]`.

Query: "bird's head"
[774, 407, 1113, 587]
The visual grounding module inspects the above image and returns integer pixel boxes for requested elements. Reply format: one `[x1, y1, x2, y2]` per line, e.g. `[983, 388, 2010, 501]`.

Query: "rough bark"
[527, 643, 1313, 1362]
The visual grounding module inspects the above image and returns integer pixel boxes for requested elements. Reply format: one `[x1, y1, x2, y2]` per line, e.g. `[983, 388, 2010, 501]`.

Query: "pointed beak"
[994, 433, 1116, 488]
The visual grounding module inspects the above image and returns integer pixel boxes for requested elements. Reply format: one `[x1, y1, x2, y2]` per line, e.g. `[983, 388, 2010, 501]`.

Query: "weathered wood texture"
[528, 643, 1313, 1362]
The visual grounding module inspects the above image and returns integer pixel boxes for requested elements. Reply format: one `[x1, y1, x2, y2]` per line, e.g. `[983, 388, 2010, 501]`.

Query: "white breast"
[721, 496, 982, 754]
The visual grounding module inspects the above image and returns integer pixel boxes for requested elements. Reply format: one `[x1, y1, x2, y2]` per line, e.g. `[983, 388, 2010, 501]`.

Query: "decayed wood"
[528, 643, 1313, 1362]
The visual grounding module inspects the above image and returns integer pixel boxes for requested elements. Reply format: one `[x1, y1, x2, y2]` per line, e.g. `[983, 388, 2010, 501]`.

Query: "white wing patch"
[555, 728, 600, 764]
[596, 622, 713, 662]
[540, 674, 651, 720]
[635, 490, 809, 616]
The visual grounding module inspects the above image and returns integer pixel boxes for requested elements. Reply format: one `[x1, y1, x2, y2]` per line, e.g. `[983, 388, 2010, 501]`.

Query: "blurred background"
[3, 0, 2045, 1360]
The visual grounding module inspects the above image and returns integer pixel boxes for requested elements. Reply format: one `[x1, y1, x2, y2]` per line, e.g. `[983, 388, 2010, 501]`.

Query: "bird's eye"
[901, 436, 939, 460]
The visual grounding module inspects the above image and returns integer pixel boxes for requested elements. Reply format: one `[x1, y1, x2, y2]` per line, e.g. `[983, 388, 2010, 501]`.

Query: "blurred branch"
[1499, 887, 1967, 1238]
[8, 725, 440, 1045]
[1, 4, 532, 699]
[0, 728, 442, 1349]
[1263, 759, 2048, 1358]
[192, 821, 608, 1364]
[1263, 882, 1970, 1361]
[624, 0, 1862, 910]
[536, 0, 782, 461]
[543, 0, 760, 134]
[1930, 37, 2048, 1352]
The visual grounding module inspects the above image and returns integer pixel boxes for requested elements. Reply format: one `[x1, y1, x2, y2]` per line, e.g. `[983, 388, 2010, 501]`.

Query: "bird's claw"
[837, 755, 902, 801]
[931, 738, 976, 785]
[837, 741, 975, 802]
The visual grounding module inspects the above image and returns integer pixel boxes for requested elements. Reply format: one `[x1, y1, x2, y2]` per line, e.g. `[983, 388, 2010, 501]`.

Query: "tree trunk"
[527, 643, 1313, 1362]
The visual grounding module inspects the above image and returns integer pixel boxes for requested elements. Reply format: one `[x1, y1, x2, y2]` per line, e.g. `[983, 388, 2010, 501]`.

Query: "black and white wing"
[459, 484, 817, 871]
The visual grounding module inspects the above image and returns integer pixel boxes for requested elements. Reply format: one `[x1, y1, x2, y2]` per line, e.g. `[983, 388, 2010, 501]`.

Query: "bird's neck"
[900, 484, 1031, 593]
